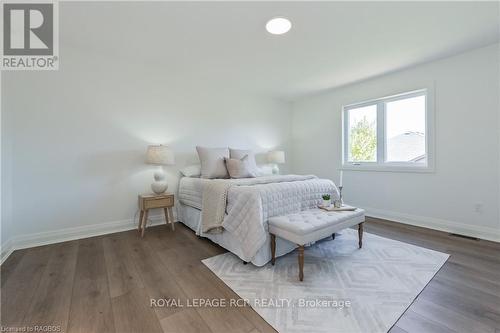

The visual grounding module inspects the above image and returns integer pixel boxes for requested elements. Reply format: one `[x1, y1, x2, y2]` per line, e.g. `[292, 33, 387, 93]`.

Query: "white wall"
[1, 46, 292, 259]
[292, 44, 500, 241]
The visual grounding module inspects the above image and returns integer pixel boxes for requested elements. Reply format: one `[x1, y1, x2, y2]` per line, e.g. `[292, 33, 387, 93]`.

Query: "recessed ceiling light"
[266, 17, 292, 35]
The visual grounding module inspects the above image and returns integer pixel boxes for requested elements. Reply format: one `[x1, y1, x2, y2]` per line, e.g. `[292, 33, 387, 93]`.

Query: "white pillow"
[180, 164, 201, 177]
[229, 148, 258, 175]
[225, 155, 257, 179]
[196, 146, 230, 179]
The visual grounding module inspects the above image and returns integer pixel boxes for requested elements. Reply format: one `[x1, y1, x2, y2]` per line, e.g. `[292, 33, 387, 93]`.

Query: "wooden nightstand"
[138, 193, 175, 237]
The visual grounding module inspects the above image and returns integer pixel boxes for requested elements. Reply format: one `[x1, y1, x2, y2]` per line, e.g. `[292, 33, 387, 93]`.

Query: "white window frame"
[342, 88, 435, 173]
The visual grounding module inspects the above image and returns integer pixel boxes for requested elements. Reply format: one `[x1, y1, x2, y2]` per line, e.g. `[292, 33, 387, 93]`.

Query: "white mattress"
[178, 203, 297, 266]
[178, 177, 210, 209]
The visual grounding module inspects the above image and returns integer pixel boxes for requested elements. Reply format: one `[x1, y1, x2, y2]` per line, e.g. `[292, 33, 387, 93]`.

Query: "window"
[343, 89, 432, 171]
[347, 104, 377, 162]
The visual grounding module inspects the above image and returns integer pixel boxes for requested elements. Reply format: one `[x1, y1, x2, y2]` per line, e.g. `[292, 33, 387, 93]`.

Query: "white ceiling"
[61, 1, 499, 101]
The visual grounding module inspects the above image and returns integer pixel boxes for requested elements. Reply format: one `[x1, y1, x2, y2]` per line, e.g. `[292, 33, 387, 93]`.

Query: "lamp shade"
[267, 150, 285, 164]
[146, 145, 175, 165]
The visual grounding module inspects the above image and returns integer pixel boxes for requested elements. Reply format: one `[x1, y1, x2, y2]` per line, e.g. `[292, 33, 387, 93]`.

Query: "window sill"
[341, 164, 434, 173]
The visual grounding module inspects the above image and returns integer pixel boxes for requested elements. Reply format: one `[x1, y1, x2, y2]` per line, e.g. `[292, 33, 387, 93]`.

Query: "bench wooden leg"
[270, 234, 276, 265]
[358, 222, 364, 248]
[298, 245, 304, 281]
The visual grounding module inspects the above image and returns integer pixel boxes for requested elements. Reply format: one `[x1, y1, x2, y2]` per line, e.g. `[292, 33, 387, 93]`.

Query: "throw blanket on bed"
[201, 179, 233, 233]
[201, 175, 337, 260]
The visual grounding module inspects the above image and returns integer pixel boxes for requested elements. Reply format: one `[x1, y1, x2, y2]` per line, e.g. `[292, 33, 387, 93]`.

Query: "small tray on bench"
[318, 204, 357, 212]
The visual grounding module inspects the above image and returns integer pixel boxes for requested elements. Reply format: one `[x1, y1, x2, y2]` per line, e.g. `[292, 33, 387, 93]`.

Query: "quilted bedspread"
[211, 175, 338, 261]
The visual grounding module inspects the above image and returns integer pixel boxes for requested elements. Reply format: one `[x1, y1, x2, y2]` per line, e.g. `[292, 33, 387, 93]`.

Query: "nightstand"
[138, 193, 175, 237]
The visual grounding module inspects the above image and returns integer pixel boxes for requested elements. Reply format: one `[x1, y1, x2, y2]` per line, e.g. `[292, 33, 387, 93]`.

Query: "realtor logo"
[1, 1, 59, 70]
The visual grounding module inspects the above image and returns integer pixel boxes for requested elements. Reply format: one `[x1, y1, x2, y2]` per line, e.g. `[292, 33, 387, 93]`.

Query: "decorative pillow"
[229, 148, 258, 175]
[225, 155, 257, 179]
[196, 146, 230, 179]
[180, 164, 201, 177]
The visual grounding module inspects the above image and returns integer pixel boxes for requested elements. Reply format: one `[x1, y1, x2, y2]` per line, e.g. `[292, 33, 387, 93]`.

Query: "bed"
[177, 175, 338, 266]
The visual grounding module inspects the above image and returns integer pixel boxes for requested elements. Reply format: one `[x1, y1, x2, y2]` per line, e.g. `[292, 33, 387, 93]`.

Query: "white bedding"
[177, 175, 338, 264]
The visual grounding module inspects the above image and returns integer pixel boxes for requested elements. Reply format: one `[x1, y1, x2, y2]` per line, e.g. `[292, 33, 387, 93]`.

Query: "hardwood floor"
[1, 217, 500, 333]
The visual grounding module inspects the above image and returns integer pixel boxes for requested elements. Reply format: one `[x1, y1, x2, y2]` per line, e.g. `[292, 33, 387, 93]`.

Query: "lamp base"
[151, 181, 168, 194]
[151, 167, 168, 194]
[272, 164, 280, 175]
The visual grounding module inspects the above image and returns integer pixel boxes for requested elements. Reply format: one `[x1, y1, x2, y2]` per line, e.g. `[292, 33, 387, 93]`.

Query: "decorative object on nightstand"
[267, 150, 285, 175]
[146, 145, 175, 194]
[138, 193, 175, 237]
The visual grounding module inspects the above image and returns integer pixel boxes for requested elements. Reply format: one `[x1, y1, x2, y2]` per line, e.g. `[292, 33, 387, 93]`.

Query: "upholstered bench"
[268, 208, 365, 281]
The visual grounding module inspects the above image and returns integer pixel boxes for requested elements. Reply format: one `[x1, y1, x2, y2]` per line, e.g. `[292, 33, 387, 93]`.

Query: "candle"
[339, 170, 343, 187]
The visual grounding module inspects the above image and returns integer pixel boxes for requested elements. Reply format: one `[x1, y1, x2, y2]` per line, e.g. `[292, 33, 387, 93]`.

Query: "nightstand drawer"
[143, 196, 173, 209]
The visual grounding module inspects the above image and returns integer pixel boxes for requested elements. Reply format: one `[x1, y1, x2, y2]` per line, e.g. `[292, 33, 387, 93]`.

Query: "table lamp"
[146, 145, 175, 194]
[267, 150, 285, 175]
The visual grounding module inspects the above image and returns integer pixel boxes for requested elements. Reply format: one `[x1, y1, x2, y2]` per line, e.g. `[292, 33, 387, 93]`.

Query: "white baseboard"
[1, 238, 15, 266]
[364, 207, 500, 243]
[1, 215, 173, 265]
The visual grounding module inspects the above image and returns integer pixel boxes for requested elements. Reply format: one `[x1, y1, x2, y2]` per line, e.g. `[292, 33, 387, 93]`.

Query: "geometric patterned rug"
[202, 229, 449, 333]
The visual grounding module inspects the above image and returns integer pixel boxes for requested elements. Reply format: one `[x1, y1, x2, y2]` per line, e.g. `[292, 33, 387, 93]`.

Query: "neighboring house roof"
[387, 132, 426, 162]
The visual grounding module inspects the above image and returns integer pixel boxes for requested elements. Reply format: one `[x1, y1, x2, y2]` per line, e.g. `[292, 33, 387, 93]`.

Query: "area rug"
[202, 229, 449, 333]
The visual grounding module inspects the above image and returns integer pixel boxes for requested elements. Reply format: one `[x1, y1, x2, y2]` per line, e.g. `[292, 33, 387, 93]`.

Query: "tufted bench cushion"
[268, 208, 365, 281]
[268, 208, 365, 245]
